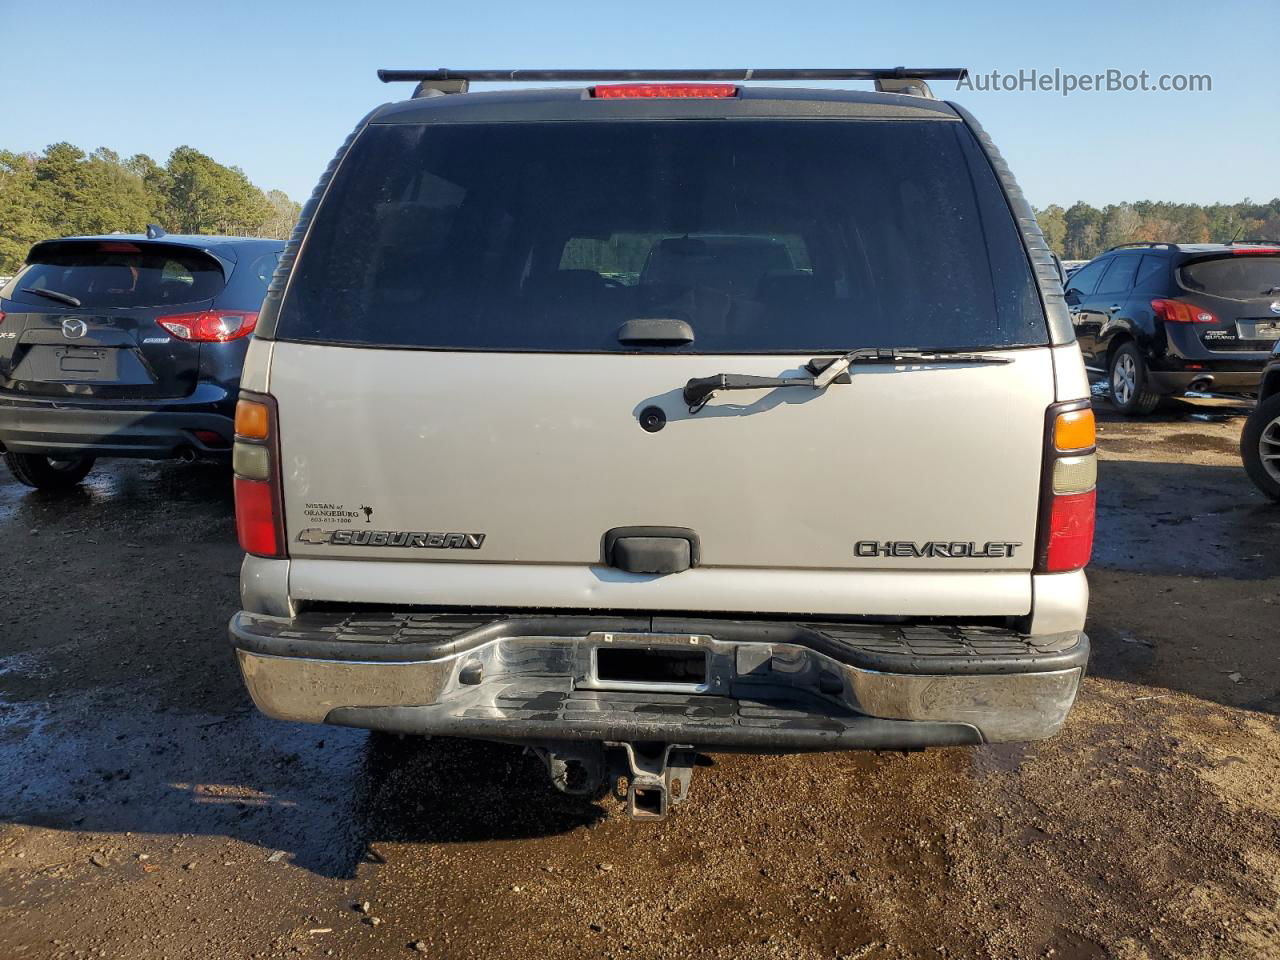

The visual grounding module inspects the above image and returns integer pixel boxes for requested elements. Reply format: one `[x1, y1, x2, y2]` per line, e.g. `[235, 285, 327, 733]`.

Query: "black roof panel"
[369, 86, 960, 124]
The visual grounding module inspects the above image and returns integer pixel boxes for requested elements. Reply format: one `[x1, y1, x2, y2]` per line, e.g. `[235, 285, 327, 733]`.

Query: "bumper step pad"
[236, 611, 1087, 675]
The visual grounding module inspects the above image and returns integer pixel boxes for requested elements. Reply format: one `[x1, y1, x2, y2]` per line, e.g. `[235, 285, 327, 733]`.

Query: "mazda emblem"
[61, 318, 88, 339]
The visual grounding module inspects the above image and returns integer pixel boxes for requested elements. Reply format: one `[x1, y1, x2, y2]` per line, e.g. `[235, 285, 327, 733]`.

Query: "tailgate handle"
[603, 527, 699, 575]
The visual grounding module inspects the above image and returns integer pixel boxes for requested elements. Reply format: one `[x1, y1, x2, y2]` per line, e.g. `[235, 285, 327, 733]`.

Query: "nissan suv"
[1064, 241, 1280, 415]
[228, 68, 1096, 819]
[0, 232, 282, 488]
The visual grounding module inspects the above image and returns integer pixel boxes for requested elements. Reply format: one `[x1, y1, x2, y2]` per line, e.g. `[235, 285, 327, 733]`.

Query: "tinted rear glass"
[1179, 255, 1280, 301]
[7, 244, 225, 310]
[278, 120, 1044, 352]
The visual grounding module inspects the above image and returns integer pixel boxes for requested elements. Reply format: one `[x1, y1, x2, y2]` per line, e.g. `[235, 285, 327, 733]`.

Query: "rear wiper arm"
[682, 373, 812, 413]
[682, 348, 1013, 413]
[23, 287, 82, 308]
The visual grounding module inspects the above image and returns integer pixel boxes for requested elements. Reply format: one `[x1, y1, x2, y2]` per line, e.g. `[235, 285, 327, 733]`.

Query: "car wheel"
[1241, 392, 1280, 502]
[1108, 343, 1161, 416]
[3, 452, 96, 490]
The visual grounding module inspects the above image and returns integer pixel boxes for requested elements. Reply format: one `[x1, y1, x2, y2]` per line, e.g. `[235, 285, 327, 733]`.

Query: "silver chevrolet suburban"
[229, 68, 1096, 818]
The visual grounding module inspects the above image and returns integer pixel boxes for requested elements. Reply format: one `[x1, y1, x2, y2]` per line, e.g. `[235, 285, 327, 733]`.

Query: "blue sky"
[4, 0, 1275, 209]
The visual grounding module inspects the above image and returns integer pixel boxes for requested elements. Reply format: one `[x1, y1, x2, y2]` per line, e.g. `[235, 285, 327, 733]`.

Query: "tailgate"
[1178, 252, 1280, 352]
[274, 343, 1053, 572]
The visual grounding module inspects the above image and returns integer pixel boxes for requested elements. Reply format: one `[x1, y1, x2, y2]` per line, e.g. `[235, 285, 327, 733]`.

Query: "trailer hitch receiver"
[616, 742, 697, 821]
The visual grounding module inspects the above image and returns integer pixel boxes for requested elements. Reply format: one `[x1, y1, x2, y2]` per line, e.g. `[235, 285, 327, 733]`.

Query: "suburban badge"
[295, 528, 486, 549]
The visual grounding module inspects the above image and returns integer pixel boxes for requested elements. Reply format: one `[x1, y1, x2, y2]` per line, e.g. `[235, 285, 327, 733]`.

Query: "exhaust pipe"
[1186, 375, 1215, 395]
[176, 446, 198, 463]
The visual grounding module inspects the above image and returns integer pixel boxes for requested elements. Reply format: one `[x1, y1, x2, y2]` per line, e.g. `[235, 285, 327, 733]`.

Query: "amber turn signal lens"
[1054, 409, 1095, 451]
[235, 400, 270, 439]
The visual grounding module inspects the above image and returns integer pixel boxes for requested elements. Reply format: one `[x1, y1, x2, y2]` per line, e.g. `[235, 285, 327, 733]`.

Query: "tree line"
[1035, 199, 1280, 261]
[0, 143, 301, 273]
[2, 142, 1276, 273]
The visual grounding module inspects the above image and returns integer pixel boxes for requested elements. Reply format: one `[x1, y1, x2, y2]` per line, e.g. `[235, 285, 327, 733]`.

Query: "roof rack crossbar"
[377, 67, 968, 99]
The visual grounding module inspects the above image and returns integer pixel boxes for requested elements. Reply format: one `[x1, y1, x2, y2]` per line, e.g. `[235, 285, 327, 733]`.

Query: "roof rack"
[1104, 242, 1177, 252]
[376, 67, 968, 100]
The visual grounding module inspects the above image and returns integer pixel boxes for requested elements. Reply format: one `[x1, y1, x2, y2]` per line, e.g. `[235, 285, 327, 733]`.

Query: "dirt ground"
[1, 396, 1278, 960]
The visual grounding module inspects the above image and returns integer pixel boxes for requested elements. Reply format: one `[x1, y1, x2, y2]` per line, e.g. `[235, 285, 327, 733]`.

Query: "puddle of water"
[0, 673, 374, 876]
[0, 460, 232, 525]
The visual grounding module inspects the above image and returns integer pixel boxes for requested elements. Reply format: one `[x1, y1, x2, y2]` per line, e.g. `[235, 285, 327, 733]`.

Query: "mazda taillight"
[1036, 403, 1097, 573]
[233, 392, 286, 558]
[157, 310, 258, 342]
[1151, 298, 1216, 324]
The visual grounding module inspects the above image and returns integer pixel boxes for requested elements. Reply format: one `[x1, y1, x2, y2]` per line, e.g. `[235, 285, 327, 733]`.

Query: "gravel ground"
[1, 397, 1278, 960]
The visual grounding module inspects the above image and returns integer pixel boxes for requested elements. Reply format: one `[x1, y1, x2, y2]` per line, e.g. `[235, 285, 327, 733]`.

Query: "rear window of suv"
[1179, 254, 1280, 301]
[278, 119, 1044, 353]
[7, 243, 225, 309]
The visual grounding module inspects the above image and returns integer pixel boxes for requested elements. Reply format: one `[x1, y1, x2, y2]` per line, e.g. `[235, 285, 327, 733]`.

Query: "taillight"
[1151, 298, 1216, 324]
[157, 310, 258, 342]
[1036, 402, 1097, 573]
[593, 83, 737, 99]
[233, 392, 286, 558]
[1232, 247, 1280, 255]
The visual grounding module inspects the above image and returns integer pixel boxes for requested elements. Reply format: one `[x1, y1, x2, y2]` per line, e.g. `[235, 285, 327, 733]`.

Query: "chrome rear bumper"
[230, 612, 1087, 748]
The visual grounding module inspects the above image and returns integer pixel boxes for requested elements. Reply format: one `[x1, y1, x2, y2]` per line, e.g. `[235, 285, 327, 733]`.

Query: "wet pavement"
[2, 397, 1279, 960]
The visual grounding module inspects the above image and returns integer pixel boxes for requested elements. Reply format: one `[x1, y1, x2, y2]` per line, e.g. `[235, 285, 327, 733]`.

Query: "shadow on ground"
[1087, 456, 1280, 716]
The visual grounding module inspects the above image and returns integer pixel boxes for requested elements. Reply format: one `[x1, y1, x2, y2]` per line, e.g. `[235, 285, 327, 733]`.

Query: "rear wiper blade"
[683, 348, 1013, 413]
[23, 287, 82, 308]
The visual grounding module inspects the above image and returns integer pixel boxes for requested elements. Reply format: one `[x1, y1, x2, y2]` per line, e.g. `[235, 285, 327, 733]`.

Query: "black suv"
[1241, 341, 1280, 500]
[0, 232, 282, 489]
[1064, 242, 1280, 415]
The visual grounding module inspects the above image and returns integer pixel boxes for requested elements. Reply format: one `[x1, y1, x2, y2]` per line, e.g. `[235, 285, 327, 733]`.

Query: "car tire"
[1108, 342, 1161, 416]
[3, 452, 96, 490]
[1241, 392, 1280, 502]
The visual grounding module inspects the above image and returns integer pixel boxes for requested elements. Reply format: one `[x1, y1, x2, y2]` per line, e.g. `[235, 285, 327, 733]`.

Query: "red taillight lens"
[1232, 247, 1280, 255]
[1042, 490, 1096, 573]
[235, 476, 281, 557]
[1037, 402, 1097, 574]
[1151, 298, 1216, 324]
[157, 310, 258, 342]
[233, 393, 285, 558]
[593, 83, 737, 99]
